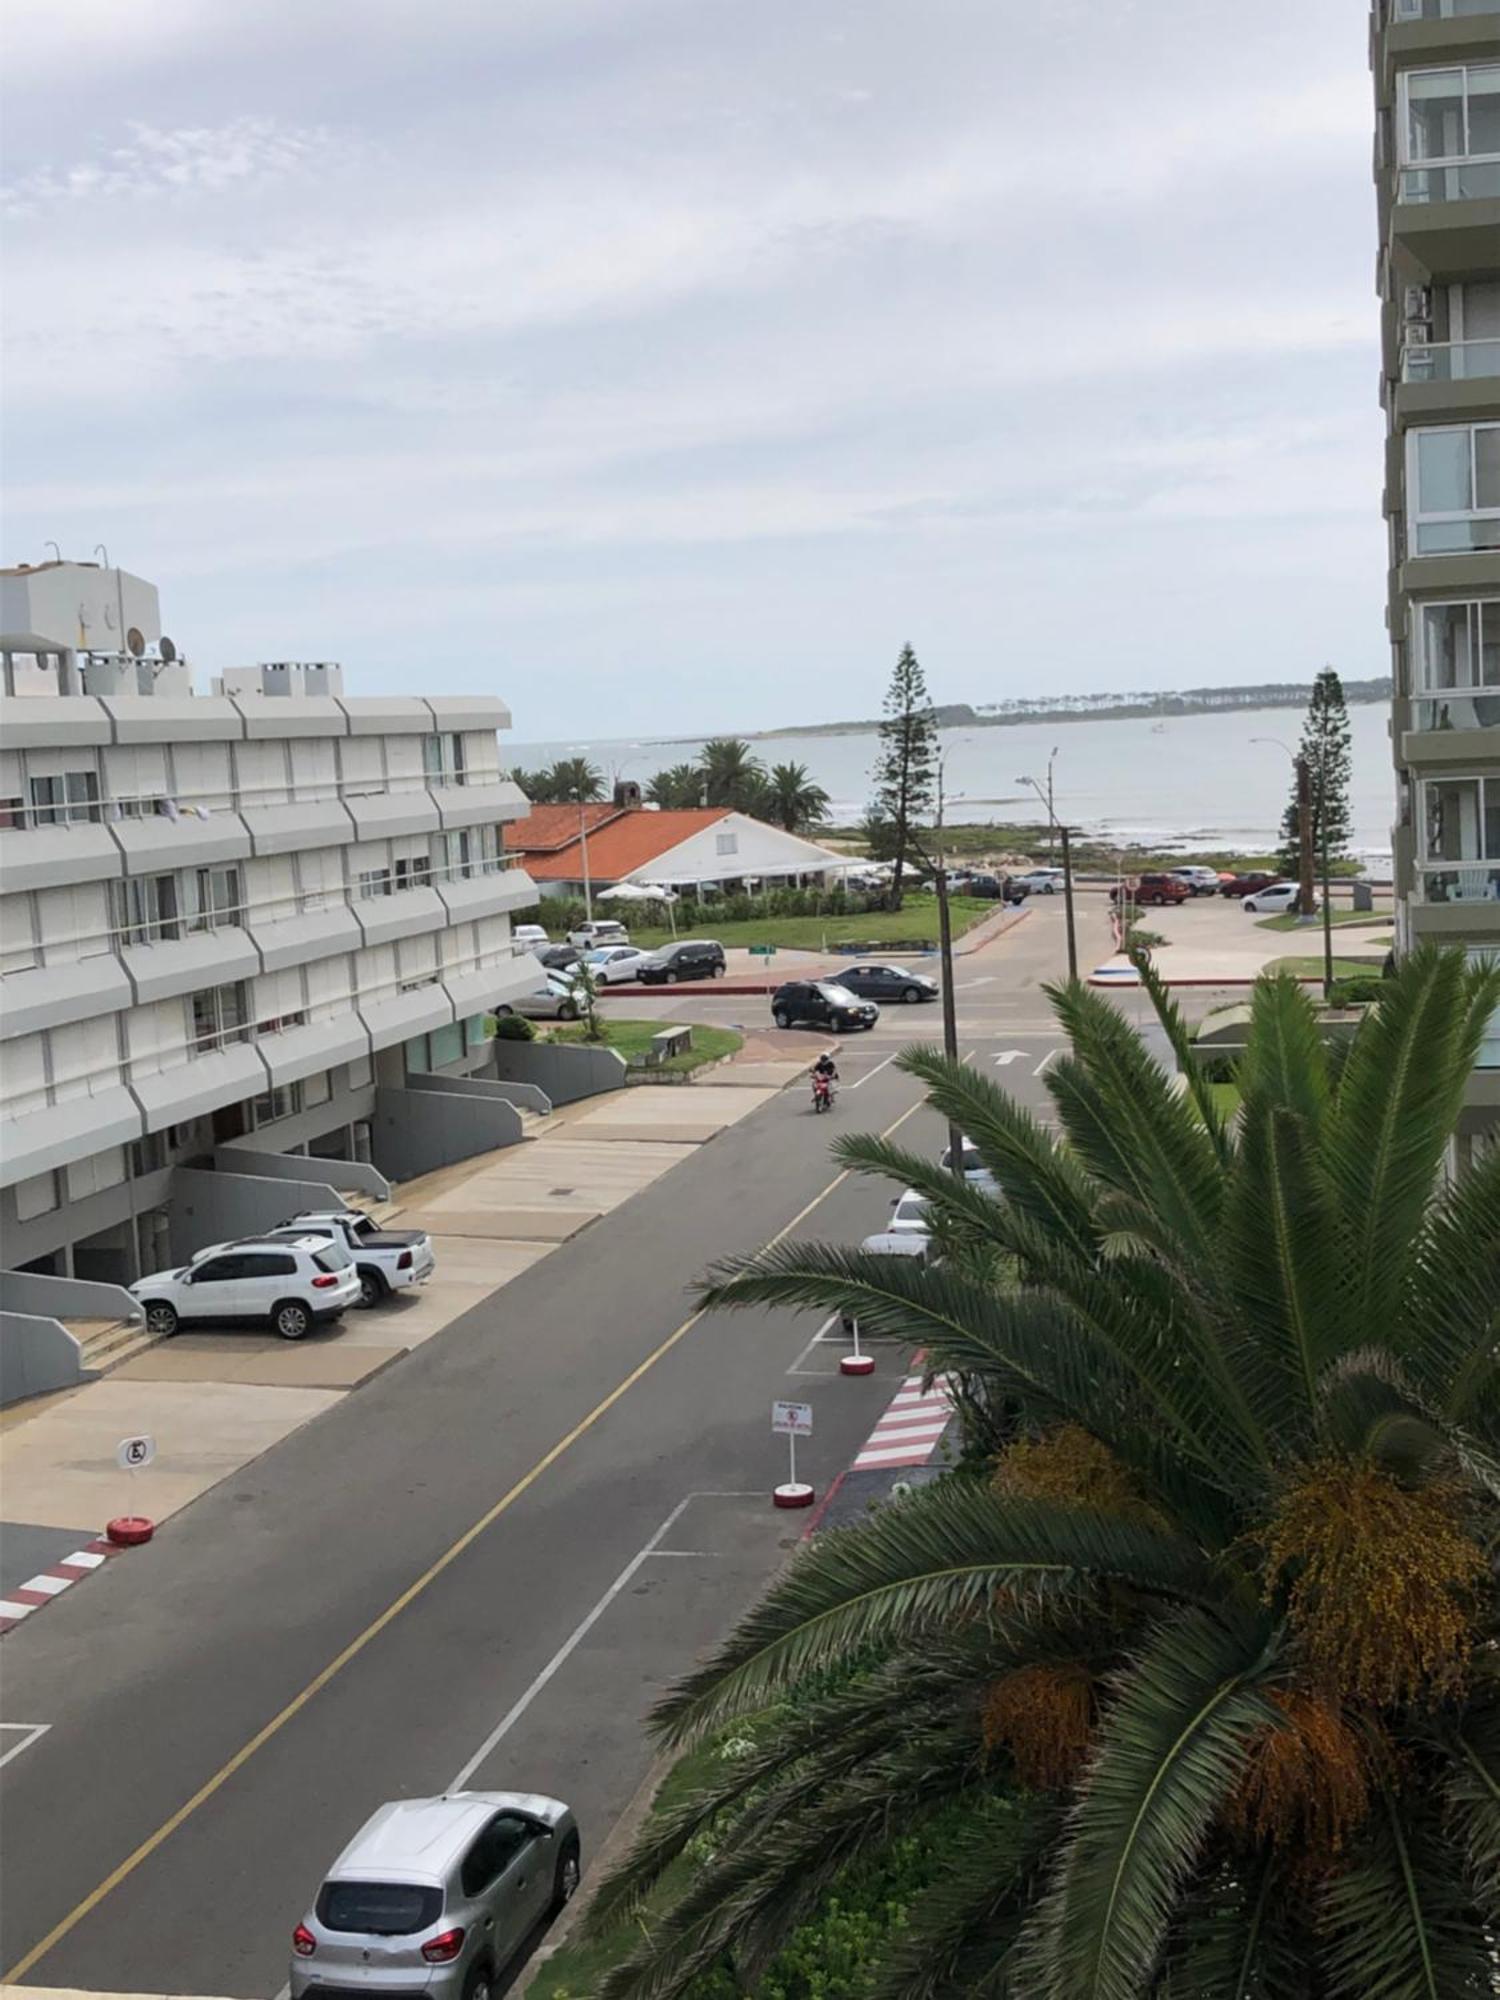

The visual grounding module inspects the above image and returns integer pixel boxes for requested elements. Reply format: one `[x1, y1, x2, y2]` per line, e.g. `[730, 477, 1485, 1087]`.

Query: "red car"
[1219, 870, 1278, 899]
[1111, 873, 1192, 906]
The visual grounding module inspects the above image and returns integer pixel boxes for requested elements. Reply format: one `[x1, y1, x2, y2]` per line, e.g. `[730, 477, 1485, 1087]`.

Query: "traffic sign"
[116, 1433, 156, 1471]
[772, 1399, 813, 1437]
[749, 944, 778, 958]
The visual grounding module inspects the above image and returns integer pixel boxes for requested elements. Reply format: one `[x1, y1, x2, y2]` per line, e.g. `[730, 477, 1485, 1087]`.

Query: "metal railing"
[1399, 158, 1500, 203]
[1402, 337, 1500, 383]
[0, 763, 509, 831]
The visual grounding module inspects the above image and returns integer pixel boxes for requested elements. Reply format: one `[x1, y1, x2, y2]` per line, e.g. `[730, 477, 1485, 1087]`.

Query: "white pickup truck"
[273, 1209, 437, 1309]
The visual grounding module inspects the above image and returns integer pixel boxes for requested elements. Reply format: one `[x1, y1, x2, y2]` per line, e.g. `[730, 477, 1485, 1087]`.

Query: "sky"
[1, 0, 1386, 740]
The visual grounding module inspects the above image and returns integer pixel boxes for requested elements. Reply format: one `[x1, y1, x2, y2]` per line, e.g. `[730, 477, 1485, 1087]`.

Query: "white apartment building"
[0, 559, 541, 1291]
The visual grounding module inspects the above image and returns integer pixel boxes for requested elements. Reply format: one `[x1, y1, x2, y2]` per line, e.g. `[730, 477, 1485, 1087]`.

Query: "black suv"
[637, 938, 727, 984]
[771, 980, 880, 1032]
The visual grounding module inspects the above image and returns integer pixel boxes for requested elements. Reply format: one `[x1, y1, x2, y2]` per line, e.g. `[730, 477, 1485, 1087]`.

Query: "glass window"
[185, 865, 243, 930]
[315, 1882, 442, 1935]
[113, 874, 181, 946]
[190, 981, 251, 1051]
[1406, 68, 1465, 161]
[14, 1170, 59, 1221]
[1417, 430, 1472, 511]
[251, 1082, 302, 1127]
[358, 869, 391, 899]
[27, 770, 100, 826]
[1471, 63, 1500, 153]
[422, 735, 445, 783]
[244, 1252, 298, 1278]
[1411, 427, 1500, 553]
[429, 1021, 463, 1068]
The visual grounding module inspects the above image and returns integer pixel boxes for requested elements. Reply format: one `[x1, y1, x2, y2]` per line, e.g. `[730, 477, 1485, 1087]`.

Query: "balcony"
[1388, 0, 1500, 18]
[1400, 158, 1500, 202]
[1403, 336, 1500, 381]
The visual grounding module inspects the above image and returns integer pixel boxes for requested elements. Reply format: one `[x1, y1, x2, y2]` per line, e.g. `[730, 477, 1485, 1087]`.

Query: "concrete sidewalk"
[1089, 897, 1392, 986]
[0, 1068, 786, 1570]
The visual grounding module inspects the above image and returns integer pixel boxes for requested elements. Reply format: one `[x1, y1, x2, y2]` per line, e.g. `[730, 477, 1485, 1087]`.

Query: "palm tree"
[648, 764, 708, 810]
[545, 755, 604, 803]
[766, 760, 831, 834]
[587, 949, 1500, 1999]
[700, 737, 768, 813]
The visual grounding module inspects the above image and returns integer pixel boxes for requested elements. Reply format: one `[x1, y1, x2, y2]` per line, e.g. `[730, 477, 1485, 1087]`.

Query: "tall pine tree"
[1277, 667, 1353, 877]
[869, 644, 938, 910]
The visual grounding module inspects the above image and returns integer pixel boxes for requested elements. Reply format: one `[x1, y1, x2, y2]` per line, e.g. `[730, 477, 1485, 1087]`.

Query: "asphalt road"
[0, 898, 1130, 1995]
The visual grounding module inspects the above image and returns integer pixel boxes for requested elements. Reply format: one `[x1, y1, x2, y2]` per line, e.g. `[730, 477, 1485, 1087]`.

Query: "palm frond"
[1323, 947, 1491, 1348]
[1319, 1783, 1496, 2000]
[1440, 1694, 1500, 1907]
[1398, 1143, 1500, 1439]
[1129, 945, 1232, 1165]
[650, 1483, 1217, 1747]
[897, 1043, 1103, 1257]
[1043, 979, 1226, 1266]
[1225, 1103, 1351, 1441]
[868, 1792, 1059, 2000]
[1158, 1850, 1317, 2000]
[1030, 1605, 1277, 2000]
[1235, 972, 1330, 1132]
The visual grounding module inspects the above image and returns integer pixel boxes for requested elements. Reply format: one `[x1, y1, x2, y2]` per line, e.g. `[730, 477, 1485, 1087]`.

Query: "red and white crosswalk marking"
[852, 1372, 955, 1469]
[0, 1539, 115, 1637]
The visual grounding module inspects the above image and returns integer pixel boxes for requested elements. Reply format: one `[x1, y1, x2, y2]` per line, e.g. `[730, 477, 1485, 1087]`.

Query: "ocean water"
[511, 701, 1396, 863]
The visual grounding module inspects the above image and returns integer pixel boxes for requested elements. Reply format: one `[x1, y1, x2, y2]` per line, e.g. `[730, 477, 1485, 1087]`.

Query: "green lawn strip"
[532, 1740, 725, 1997]
[1254, 911, 1393, 934]
[546, 1018, 743, 1074]
[626, 892, 993, 954]
[1209, 1080, 1241, 1118]
[1267, 954, 1383, 980]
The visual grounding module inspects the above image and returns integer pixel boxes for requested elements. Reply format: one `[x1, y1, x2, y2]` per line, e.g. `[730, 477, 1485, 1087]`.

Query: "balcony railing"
[1399, 158, 1500, 203]
[1419, 862, 1500, 902]
[1403, 337, 1500, 382]
[1412, 689, 1500, 729]
[1389, 0, 1500, 19]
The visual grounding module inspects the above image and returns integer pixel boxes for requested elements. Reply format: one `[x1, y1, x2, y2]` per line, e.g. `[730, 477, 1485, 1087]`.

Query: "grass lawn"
[1208, 1080, 1241, 1118]
[545, 1017, 742, 1074]
[1268, 954, 1383, 980]
[1254, 911, 1393, 934]
[529, 1739, 724, 1998]
[626, 891, 995, 953]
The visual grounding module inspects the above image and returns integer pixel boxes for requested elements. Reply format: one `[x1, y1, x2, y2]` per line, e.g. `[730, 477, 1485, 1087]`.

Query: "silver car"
[290, 1791, 580, 2000]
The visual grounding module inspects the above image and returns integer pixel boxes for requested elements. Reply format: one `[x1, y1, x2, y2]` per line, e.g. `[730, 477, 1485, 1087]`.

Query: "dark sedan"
[836, 963, 939, 1004]
[771, 980, 880, 1032]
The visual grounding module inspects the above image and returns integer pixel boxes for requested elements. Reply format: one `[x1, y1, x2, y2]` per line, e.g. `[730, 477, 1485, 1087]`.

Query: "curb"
[0, 1536, 117, 1637]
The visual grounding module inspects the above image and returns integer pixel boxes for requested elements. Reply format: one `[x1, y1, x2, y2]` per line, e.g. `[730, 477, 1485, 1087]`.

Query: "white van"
[568, 918, 630, 949]
[512, 923, 550, 954]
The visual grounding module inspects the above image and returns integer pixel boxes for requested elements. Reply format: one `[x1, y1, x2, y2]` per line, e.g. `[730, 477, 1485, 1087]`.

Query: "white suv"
[130, 1235, 361, 1341]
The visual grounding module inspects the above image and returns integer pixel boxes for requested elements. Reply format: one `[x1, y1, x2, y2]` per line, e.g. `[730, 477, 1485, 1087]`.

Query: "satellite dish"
[159, 636, 178, 664]
[126, 627, 145, 657]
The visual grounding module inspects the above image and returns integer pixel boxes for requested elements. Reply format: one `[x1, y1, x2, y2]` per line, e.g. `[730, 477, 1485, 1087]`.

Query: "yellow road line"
[3, 1096, 923, 1982]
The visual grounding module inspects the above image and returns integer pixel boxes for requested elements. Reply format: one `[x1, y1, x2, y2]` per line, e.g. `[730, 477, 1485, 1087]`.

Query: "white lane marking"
[847, 1051, 898, 1089]
[1034, 1047, 1062, 1076]
[962, 977, 996, 989]
[787, 1313, 840, 1376]
[0, 1722, 51, 1770]
[447, 1492, 760, 1791]
[993, 1050, 1026, 1066]
[22, 1575, 71, 1599]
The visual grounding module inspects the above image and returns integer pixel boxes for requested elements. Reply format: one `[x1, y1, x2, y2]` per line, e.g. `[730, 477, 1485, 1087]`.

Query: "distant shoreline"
[656, 680, 1392, 745]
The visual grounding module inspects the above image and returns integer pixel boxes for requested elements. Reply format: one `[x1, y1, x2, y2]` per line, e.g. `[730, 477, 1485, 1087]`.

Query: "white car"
[567, 919, 630, 949]
[1170, 866, 1222, 897]
[1012, 867, 1066, 895]
[583, 945, 649, 984]
[1243, 881, 1311, 915]
[941, 1136, 999, 1192]
[511, 923, 550, 953]
[507, 975, 584, 1021]
[131, 1234, 360, 1340]
[861, 1191, 933, 1257]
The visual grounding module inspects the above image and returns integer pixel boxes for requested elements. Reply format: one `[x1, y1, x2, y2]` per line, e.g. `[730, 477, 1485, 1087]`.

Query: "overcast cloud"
[1, 0, 1382, 736]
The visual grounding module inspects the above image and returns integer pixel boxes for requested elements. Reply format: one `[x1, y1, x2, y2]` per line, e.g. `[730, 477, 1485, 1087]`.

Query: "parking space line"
[447, 1492, 759, 1791]
[786, 1313, 841, 1376]
[847, 1051, 898, 1089]
[0, 1722, 51, 1771]
[1034, 1047, 1062, 1076]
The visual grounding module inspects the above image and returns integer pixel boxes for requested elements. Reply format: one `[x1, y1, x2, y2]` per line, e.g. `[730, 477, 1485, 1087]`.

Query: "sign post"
[771, 1399, 815, 1509]
[108, 1434, 158, 1546]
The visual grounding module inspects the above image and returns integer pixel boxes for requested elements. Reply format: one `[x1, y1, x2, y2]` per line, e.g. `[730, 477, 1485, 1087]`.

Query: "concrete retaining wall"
[488, 1039, 627, 1106]
[214, 1146, 391, 1202]
[0, 1269, 142, 1323]
[168, 1166, 350, 1264]
[407, 1070, 552, 1117]
[0, 1311, 85, 1407]
[371, 1086, 524, 1182]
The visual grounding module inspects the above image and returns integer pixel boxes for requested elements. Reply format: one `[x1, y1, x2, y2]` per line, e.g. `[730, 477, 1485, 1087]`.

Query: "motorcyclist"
[813, 1051, 839, 1084]
[811, 1050, 839, 1109]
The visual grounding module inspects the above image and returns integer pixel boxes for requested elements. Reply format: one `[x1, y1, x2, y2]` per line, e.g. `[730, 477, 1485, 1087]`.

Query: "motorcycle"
[811, 1072, 836, 1113]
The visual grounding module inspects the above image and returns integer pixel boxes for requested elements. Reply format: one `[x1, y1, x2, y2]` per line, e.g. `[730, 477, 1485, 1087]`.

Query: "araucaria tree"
[587, 947, 1500, 1999]
[1279, 668, 1353, 878]
[870, 644, 938, 909]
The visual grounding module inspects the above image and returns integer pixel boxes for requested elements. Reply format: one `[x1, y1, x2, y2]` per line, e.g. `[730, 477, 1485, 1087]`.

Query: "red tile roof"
[506, 805, 730, 881]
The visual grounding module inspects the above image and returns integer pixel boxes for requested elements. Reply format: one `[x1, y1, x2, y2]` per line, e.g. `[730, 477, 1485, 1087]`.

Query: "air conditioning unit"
[1403, 285, 1432, 324]
[1407, 322, 1432, 346]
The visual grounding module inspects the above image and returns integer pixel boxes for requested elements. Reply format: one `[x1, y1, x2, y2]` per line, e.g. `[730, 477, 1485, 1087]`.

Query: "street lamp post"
[1016, 769, 1078, 983]
[916, 752, 966, 1180]
[578, 794, 593, 922]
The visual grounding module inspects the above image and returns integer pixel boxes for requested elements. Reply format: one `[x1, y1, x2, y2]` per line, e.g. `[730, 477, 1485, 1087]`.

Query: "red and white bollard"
[772, 1425, 815, 1509]
[839, 1314, 875, 1378]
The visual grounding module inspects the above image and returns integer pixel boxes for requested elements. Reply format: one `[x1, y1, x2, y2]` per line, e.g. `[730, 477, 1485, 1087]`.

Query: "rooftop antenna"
[94, 543, 110, 569]
[44, 541, 61, 563]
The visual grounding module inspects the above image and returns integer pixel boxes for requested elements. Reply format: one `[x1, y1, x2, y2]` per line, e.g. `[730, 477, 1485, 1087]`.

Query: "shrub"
[491, 1011, 535, 1041]
[1326, 974, 1386, 1007]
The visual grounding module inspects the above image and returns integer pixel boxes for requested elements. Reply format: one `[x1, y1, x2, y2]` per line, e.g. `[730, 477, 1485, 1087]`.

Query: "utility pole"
[930, 762, 965, 1179]
[1060, 822, 1079, 984]
[1318, 770, 1334, 999]
[578, 794, 593, 922]
[1296, 754, 1316, 922]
